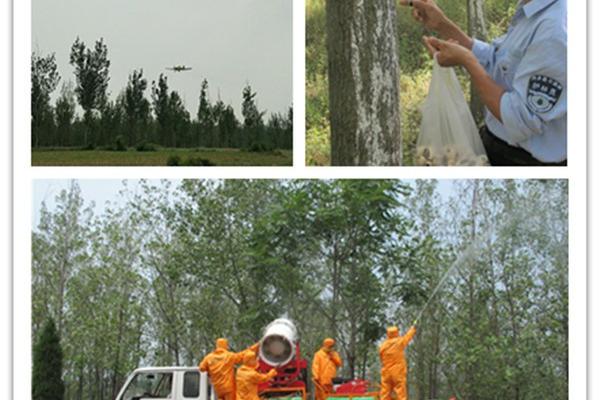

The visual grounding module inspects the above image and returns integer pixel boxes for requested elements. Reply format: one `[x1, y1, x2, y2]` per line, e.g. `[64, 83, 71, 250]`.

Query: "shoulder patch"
[527, 75, 563, 113]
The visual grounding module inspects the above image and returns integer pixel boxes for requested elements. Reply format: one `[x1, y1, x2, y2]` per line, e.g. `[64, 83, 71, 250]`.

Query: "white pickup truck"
[115, 367, 216, 400]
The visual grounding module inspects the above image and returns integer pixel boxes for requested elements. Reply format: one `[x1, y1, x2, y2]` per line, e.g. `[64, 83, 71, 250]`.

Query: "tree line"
[32, 179, 568, 400]
[32, 38, 293, 151]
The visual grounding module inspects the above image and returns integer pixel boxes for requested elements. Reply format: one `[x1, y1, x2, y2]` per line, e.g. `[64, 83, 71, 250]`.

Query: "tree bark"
[326, 0, 402, 166]
[467, 0, 488, 123]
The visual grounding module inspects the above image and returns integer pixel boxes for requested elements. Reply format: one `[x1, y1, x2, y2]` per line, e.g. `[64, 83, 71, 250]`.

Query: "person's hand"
[400, 0, 449, 32]
[423, 36, 476, 67]
[268, 369, 278, 378]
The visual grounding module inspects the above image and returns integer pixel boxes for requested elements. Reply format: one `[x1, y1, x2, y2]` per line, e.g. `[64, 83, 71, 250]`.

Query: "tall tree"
[32, 181, 91, 336]
[32, 318, 65, 400]
[99, 95, 125, 148]
[124, 69, 150, 146]
[169, 91, 190, 148]
[326, 0, 402, 166]
[31, 52, 60, 147]
[54, 82, 77, 147]
[211, 99, 227, 148]
[218, 104, 239, 148]
[151, 74, 190, 147]
[151, 74, 171, 146]
[69, 37, 111, 147]
[242, 84, 265, 148]
[255, 180, 412, 377]
[197, 79, 213, 147]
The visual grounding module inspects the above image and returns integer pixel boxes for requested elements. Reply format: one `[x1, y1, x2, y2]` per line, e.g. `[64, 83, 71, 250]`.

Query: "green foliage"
[305, 0, 515, 165]
[197, 79, 214, 147]
[166, 155, 181, 166]
[32, 318, 64, 400]
[180, 157, 216, 167]
[31, 52, 60, 148]
[151, 74, 172, 144]
[242, 84, 267, 149]
[54, 82, 77, 147]
[113, 135, 127, 151]
[247, 142, 274, 153]
[69, 37, 111, 147]
[124, 69, 150, 146]
[135, 142, 160, 152]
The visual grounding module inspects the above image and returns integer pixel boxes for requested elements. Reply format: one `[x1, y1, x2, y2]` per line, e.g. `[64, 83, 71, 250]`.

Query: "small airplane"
[166, 65, 192, 72]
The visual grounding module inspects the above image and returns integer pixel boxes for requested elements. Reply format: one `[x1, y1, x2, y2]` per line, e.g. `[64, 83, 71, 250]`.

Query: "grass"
[31, 148, 293, 167]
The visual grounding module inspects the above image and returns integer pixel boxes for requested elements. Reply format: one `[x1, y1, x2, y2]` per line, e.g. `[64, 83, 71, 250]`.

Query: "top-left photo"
[31, 0, 293, 167]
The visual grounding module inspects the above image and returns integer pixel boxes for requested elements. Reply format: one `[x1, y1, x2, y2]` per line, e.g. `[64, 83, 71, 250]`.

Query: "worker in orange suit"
[379, 325, 417, 400]
[236, 350, 278, 400]
[199, 338, 260, 400]
[312, 338, 343, 400]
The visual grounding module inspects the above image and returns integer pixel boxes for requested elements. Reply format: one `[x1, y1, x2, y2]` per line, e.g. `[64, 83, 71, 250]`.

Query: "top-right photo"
[306, 0, 566, 167]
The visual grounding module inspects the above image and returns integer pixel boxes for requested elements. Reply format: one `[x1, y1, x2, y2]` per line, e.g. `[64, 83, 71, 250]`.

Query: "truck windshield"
[121, 372, 173, 400]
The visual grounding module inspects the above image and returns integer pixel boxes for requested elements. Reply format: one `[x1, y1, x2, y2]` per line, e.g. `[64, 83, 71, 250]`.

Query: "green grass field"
[31, 148, 293, 166]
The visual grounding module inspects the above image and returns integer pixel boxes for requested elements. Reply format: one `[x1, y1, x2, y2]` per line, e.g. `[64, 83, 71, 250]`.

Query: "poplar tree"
[326, 0, 402, 166]
[69, 37, 111, 147]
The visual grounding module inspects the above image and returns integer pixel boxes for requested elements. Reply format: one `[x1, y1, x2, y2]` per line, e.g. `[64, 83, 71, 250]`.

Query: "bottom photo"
[31, 179, 568, 400]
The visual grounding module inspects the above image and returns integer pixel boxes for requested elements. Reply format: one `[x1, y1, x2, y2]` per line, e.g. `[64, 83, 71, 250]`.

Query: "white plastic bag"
[416, 59, 489, 166]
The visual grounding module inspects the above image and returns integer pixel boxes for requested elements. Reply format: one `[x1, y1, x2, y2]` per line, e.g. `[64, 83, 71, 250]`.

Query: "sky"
[32, 0, 293, 118]
[32, 180, 457, 227]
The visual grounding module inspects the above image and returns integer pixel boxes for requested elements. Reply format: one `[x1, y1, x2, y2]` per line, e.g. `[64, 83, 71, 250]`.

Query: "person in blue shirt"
[402, 0, 566, 166]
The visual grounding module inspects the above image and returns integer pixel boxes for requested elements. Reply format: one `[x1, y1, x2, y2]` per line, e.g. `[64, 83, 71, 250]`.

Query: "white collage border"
[11, 0, 586, 399]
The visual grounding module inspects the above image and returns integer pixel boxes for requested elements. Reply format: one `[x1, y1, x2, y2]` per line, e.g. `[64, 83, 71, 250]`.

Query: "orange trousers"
[380, 374, 407, 400]
[315, 383, 333, 400]
[217, 390, 236, 400]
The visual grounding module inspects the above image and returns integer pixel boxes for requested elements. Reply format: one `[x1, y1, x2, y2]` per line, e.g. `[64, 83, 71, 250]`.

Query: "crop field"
[31, 148, 293, 167]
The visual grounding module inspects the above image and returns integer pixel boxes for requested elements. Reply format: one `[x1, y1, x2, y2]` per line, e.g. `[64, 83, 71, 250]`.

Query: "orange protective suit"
[235, 351, 277, 400]
[312, 338, 343, 400]
[199, 338, 260, 400]
[379, 326, 417, 400]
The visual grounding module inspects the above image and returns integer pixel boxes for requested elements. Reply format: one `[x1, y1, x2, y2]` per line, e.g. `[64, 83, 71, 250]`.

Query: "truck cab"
[115, 367, 215, 400]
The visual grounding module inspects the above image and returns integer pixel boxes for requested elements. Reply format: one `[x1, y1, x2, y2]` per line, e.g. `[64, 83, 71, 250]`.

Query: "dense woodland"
[32, 38, 293, 152]
[32, 180, 568, 400]
[306, 0, 517, 165]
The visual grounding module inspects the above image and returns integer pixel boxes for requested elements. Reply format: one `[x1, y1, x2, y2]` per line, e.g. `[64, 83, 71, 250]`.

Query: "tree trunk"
[467, 0, 488, 123]
[326, 0, 402, 166]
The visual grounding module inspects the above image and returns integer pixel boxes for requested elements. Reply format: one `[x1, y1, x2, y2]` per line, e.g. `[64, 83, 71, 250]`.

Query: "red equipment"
[334, 379, 370, 395]
[257, 342, 308, 396]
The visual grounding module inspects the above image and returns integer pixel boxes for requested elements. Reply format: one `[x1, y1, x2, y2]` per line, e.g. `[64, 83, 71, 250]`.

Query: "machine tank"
[259, 318, 298, 367]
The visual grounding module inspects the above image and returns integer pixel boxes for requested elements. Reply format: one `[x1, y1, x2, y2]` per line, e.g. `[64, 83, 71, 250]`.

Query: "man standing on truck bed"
[236, 351, 278, 400]
[312, 338, 343, 400]
[199, 338, 260, 400]
[379, 326, 417, 400]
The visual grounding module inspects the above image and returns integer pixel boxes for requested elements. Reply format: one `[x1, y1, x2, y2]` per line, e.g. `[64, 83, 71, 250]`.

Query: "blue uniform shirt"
[471, 0, 567, 162]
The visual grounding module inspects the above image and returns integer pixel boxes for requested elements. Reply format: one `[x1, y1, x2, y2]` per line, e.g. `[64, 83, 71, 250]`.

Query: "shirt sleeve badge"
[527, 75, 563, 114]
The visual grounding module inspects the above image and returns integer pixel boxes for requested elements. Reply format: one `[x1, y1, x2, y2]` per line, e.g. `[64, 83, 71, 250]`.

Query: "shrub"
[247, 142, 275, 153]
[181, 157, 216, 167]
[113, 135, 127, 151]
[81, 143, 96, 151]
[136, 142, 159, 152]
[166, 155, 181, 166]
